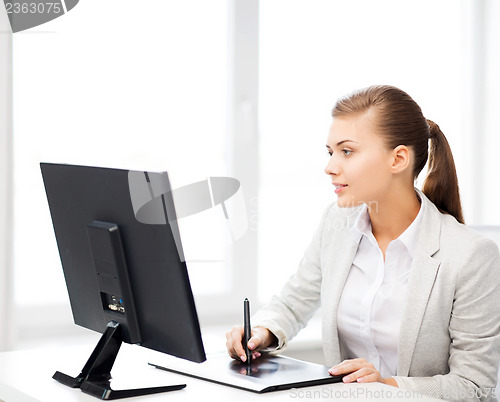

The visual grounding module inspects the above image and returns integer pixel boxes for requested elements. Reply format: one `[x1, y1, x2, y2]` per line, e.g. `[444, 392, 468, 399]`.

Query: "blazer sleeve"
[251, 203, 335, 353]
[394, 236, 500, 402]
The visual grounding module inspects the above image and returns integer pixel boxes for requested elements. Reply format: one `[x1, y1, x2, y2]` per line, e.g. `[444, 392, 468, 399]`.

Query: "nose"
[324, 154, 340, 176]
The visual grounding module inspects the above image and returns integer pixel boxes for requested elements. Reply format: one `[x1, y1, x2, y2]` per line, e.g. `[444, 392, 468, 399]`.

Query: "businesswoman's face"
[324, 111, 396, 208]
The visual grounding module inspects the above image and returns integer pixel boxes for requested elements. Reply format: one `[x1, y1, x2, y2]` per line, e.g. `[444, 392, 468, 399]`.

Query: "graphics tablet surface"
[150, 352, 343, 393]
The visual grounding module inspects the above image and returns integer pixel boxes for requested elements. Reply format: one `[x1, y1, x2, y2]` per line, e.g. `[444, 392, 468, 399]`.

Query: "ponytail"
[422, 120, 464, 224]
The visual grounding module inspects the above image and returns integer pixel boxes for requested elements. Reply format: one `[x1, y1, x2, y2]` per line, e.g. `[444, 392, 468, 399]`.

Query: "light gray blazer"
[252, 191, 500, 401]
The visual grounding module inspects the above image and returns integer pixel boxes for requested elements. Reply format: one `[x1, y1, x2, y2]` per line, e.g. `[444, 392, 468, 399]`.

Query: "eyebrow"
[326, 140, 358, 149]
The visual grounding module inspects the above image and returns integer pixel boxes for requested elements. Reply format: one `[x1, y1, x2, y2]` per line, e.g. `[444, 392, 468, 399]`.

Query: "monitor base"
[52, 321, 186, 400]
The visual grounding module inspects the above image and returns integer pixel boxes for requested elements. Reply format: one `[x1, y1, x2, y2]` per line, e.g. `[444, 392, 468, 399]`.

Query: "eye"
[342, 149, 352, 156]
[327, 151, 333, 157]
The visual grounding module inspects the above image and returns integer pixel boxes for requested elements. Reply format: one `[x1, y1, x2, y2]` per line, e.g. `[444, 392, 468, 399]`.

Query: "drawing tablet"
[149, 352, 343, 393]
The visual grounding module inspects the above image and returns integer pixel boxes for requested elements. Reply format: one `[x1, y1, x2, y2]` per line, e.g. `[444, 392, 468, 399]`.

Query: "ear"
[390, 145, 411, 174]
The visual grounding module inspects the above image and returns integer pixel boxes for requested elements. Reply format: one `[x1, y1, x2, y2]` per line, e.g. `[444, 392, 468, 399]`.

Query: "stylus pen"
[244, 298, 252, 365]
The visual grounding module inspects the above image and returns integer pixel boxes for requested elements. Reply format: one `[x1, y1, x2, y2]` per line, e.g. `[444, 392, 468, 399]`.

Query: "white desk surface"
[0, 343, 441, 402]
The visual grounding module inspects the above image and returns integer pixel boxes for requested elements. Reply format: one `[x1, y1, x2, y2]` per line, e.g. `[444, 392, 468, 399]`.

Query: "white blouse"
[336, 199, 424, 378]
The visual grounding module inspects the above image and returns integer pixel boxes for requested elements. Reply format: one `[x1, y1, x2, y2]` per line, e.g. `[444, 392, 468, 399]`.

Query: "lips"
[333, 183, 347, 194]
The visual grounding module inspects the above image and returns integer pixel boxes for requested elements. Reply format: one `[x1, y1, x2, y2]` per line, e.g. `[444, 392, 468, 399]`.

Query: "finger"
[356, 372, 382, 383]
[225, 331, 239, 359]
[251, 351, 261, 360]
[226, 340, 241, 360]
[332, 358, 365, 365]
[329, 361, 363, 375]
[249, 327, 270, 350]
[342, 367, 374, 383]
[233, 336, 248, 362]
[333, 358, 366, 369]
[226, 326, 247, 361]
[329, 357, 374, 375]
[247, 335, 263, 351]
[230, 342, 244, 360]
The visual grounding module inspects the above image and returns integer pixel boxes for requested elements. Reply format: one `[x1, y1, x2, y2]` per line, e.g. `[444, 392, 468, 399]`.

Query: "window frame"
[0, 3, 14, 351]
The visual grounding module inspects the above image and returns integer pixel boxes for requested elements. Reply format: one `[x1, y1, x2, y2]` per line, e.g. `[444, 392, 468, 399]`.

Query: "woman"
[226, 85, 500, 401]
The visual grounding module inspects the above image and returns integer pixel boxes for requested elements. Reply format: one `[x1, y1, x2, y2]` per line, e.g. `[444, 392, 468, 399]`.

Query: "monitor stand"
[53, 321, 186, 400]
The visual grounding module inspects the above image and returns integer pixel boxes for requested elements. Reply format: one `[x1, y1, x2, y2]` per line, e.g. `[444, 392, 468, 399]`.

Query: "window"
[0, 3, 14, 350]
[12, 0, 230, 343]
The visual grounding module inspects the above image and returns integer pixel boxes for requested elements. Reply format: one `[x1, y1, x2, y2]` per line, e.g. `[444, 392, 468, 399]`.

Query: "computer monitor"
[40, 162, 206, 400]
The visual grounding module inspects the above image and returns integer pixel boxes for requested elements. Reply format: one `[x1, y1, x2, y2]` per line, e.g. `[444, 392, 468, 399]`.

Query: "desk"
[0, 344, 441, 401]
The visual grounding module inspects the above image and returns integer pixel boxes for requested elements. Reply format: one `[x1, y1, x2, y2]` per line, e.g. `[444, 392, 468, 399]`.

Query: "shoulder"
[416, 197, 500, 306]
[417, 190, 498, 256]
[440, 213, 499, 260]
[421, 197, 500, 277]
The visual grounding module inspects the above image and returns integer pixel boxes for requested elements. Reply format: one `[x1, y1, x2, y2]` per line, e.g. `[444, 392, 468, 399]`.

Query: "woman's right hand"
[225, 326, 277, 362]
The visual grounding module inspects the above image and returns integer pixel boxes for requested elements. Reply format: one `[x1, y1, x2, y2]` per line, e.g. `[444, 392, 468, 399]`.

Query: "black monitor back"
[40, 163, 206, 363]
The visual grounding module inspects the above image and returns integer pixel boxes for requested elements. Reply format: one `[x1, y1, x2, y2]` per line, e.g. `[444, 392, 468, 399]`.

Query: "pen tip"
[244, 298, 249, 302]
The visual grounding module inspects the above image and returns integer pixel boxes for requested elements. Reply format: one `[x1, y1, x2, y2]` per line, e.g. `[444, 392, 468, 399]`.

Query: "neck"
[368, 187, 421, 242]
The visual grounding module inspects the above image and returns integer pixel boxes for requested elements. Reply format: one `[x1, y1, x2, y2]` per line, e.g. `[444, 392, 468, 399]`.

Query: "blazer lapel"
[321, 214, 362, 366]
[397, 194, 442, 376]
